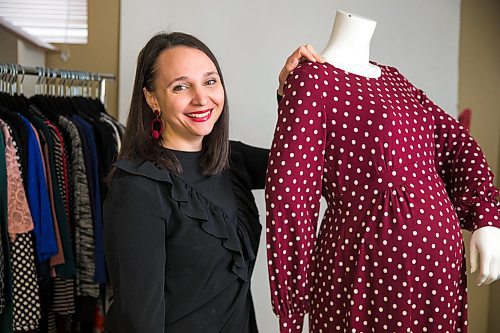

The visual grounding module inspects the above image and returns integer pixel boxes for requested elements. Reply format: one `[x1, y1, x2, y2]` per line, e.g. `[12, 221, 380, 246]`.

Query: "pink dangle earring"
[150, 109, 164, 140]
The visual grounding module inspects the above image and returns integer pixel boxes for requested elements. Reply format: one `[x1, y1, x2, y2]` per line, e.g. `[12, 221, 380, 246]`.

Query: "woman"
[103, 32, 323, 332]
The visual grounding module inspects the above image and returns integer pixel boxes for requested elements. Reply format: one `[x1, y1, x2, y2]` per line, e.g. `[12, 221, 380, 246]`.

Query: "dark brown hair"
[116, 32, 229, 176]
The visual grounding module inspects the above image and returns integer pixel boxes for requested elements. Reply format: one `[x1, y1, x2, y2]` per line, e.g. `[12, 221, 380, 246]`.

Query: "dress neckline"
[323, 60, 384, 81]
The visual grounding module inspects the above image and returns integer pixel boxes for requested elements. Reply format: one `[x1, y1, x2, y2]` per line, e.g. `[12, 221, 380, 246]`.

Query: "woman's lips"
[185, 109, 212, 122]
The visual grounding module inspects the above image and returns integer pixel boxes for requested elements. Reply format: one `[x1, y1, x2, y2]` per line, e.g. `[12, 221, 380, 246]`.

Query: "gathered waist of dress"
[328, 158, 438, 201]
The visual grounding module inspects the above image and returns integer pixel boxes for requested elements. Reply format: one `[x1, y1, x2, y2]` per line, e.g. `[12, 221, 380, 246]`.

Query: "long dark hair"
[116, 32, 229, 176]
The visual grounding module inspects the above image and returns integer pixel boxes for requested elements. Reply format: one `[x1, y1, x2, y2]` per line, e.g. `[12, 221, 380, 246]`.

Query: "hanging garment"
[10, 232, 41, 331]
[58, 116, 98, 297]
[0, 119, 41, 331]
[19, 114, 58, 262]
[0, 119, 34, 239]
[19, 104, 75, 276]
[266, 62, 500, 333]
[0, 91, 122, 332]
[70, 115, 106, 284]
[0, 107, 29, 189]
[0, 131, 7, 314]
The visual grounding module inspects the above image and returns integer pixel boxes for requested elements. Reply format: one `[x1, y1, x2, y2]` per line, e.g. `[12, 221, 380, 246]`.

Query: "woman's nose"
[192, 87, 208, 105]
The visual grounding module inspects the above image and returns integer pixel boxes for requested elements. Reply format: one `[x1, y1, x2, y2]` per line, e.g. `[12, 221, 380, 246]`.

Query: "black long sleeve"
[103, 173, 170, 333]
[230, 141, 269, 189]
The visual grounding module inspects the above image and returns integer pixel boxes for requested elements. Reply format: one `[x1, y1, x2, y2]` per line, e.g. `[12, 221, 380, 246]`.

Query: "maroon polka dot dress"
[265, 62, 500, 333]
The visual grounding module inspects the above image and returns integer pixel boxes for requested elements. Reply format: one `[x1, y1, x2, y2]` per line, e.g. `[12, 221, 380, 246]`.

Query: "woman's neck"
[321, 10, 381, 78]
[161, 135, 202, 152]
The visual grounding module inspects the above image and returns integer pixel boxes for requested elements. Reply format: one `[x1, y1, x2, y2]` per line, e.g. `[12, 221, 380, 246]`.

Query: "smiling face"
[144, 46, 225, 151]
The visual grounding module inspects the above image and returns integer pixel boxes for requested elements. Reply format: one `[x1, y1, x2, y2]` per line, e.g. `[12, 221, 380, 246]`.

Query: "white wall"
[119, 1, 461, 331]
[17, 40, 45, 96]
[0, 30, 45, 97]
[0, 28, 18, 63]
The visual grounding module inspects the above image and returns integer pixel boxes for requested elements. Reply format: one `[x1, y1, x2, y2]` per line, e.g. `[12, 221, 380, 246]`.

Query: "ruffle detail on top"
[113, 158, 262, 282]
[169, 167, 261, 282]
[228, 154, 262, 276]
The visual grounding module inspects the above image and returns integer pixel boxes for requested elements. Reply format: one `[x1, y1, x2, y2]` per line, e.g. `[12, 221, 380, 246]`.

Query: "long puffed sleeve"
[265, 64, 326, 333]
[103, 174, 170, 332]
[414, 88, 500, 231]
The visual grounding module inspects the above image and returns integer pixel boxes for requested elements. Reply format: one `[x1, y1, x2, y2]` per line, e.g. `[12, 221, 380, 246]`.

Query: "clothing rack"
[0, 63, 116, 107]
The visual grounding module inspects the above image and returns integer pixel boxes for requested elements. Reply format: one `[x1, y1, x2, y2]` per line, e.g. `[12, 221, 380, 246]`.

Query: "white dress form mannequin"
[321, 10, 381, 78]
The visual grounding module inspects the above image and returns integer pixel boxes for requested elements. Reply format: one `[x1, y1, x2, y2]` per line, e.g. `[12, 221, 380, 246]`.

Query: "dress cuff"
[471, 200, 500, 231]
[279, 313, 305, 333]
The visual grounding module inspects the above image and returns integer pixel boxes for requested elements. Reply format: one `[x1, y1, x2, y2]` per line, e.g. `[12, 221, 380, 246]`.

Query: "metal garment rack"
[0, 63, 116, 107]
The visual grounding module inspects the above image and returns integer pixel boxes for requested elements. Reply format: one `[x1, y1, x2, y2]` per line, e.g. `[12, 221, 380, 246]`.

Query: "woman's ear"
[143, 87, 159, 111]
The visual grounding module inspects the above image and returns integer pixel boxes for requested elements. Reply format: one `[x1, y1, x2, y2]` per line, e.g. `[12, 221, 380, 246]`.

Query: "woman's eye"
[173, 85, 187, 92]
[206, 79, 217, 86]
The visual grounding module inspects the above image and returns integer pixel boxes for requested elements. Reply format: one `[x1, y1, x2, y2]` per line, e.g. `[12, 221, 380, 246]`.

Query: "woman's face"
[144, 46, 225, 151]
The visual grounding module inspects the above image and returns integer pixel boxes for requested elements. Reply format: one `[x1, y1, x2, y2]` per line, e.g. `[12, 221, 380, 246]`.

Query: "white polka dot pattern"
[265, 62, 500, 333]
[11, 232, 41, 331]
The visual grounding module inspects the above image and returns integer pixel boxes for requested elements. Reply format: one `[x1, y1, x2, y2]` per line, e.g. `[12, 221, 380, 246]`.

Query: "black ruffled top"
[103, 141, 269, 333]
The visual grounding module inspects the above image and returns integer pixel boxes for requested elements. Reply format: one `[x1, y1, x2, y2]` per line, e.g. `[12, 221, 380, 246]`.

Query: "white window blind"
[0, 0, 87, 44]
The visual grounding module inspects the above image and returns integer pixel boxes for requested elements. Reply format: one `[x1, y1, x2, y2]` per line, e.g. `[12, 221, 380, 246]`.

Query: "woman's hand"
[278, 44, 325, 96]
